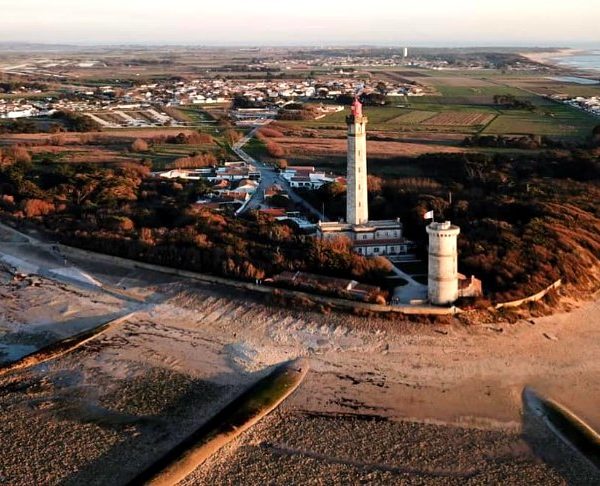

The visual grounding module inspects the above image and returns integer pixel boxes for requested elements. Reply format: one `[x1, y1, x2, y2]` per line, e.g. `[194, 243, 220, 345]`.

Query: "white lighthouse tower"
[317, 99, 410, 258]
[346, 99, 369, 226]
[426, 221, 460, 305]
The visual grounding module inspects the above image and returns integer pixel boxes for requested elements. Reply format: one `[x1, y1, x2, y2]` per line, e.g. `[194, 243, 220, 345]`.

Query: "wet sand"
[0, 231, 599, 484]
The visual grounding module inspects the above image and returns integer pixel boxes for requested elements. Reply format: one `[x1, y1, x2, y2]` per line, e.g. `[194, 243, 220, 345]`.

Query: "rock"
[543, 333, 558, 341]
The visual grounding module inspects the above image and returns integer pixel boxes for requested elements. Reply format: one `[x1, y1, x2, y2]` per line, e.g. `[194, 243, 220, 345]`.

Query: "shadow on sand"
[60, 365, 273, 486]
[521, 387, 600, 485]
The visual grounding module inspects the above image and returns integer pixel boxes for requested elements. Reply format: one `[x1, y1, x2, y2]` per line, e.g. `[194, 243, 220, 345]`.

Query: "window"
[374, 248, 380, 253]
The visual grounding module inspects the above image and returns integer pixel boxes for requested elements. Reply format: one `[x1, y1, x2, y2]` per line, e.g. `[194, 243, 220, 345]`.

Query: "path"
[233, 124, 327, 220]
[388, 260, 428, 304]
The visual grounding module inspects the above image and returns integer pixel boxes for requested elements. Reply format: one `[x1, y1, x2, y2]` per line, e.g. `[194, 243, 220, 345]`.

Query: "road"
[233, 124, 328, 221]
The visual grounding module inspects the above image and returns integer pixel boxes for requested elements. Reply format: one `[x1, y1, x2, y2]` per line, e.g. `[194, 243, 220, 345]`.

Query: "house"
[235, 179, 260, 194]
[264, 184, 286, 199]
[282, 166, 336, 189]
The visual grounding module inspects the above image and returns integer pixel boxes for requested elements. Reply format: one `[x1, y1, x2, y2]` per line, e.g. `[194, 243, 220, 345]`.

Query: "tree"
[266, 141, 285, 158]
[6, 146, 31, 164]
[131, 138, 149, 152]
[224, 129, 242, 145]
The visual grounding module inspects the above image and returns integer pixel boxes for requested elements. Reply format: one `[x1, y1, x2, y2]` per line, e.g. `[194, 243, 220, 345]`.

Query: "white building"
[317, 99, 411, 257]
[282, 166, 336, 190]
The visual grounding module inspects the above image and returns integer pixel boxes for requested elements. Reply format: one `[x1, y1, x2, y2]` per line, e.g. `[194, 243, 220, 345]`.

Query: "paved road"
[233, 124, 328, 221]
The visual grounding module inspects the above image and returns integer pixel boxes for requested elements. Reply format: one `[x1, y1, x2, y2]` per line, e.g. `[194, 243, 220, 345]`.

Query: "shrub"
[131, 138, 149, 152]
[23, 199, 55, 217]
[266, 141, 286, 158]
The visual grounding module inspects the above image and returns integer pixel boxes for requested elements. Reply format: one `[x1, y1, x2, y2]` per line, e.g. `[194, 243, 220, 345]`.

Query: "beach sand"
[0, 235, 599, 484]
[520, 48, 581, 67]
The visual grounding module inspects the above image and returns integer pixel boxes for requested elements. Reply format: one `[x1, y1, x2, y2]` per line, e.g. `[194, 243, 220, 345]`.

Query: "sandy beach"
[0, 225, 599, 484]
[520, 48, 582, 68]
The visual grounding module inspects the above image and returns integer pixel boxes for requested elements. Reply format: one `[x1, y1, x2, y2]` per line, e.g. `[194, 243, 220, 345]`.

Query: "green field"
[289, 83, 597, 139]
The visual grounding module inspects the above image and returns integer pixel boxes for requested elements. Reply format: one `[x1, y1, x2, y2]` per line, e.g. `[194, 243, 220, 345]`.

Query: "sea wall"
[58, 244, 461, 316]
[494, 279, 562, 310]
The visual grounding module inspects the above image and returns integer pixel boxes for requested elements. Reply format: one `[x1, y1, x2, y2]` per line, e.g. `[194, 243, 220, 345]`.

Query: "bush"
[258, 127, 284, 138]
[6, 146, 31, 164]
[131, 138, 149, 152]
[23, 199, 55, 217]
[266, 141, 286, 158]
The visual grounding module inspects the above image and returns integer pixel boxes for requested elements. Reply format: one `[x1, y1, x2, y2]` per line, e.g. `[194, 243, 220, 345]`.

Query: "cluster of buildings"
[0, 99, 56, 119]
[0, 94, 181, 128]
[158, 161, 261, 208]
[550, 94, 600, 117]
[0, 73, 423, 124]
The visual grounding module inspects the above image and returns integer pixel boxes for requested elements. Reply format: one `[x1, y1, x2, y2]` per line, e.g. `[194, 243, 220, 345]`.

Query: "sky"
[1, 0, 599, 46]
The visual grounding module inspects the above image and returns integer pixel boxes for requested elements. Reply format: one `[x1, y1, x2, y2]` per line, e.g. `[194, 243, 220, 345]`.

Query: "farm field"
[286, 76, 597, 140]
[423, 111, 495, 127]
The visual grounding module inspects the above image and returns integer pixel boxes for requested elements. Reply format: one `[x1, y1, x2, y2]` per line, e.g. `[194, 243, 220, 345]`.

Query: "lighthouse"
[346, 99, 369, 225]
[317, 99, 412, 258]
[426, 221, 460, 305]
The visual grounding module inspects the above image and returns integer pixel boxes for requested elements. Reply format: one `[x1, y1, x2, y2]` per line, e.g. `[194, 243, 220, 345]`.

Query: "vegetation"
[51, 110, 101, 132]
[0, 160, 391, 289]
[303, 149, 600, 301]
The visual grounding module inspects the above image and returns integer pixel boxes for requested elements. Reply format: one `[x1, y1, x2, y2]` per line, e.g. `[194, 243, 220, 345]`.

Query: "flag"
[424, 210, 434, 220]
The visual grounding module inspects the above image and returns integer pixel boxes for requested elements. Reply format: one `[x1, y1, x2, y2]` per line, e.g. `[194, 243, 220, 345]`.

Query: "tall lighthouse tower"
[346, 99, 369, 226]
[317, 99, 410, 259]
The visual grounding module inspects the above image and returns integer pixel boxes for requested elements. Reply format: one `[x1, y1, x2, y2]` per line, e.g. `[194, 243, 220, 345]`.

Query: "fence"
[494, 279, 562, 310]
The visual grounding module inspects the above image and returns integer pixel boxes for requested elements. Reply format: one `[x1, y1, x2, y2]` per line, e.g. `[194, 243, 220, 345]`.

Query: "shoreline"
[521, 47, 600, 74]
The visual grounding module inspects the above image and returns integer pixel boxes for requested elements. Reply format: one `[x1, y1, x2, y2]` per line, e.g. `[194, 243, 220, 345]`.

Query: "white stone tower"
[426, 221, 460, 305]
[346, 99, 369, 226]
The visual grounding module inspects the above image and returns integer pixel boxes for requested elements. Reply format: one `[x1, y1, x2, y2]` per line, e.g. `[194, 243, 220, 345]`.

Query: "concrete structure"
[346, 99, 369, 225]
[426, 221, 460, 305]
[318, 99, 411, 257]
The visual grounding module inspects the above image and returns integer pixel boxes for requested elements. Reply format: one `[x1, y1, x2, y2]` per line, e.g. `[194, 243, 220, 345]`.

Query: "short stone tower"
[346, 99, 369, 226]
[426, 221, 460, 305]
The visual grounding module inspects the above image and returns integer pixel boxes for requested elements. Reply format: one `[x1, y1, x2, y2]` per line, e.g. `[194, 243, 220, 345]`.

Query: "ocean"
[551, 49, 600, 73]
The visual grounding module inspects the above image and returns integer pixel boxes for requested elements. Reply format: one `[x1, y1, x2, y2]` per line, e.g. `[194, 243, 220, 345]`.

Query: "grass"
[483, 103, 597, 137]
[284, 87, 596, 139]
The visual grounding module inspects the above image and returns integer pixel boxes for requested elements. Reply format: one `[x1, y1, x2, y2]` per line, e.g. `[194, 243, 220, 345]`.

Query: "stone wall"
[494, 279, 562, 310]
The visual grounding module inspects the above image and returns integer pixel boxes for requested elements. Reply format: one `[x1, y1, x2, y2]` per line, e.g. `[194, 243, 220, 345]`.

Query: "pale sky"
[0, 0, 598, 46]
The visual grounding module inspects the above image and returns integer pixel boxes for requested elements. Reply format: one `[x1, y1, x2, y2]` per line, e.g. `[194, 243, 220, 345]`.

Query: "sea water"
[552, 49, 600, 73]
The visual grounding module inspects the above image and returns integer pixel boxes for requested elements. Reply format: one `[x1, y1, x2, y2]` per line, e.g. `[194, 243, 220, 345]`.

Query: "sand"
[0, 226, 599, 484]
[520, 48, 582, 68]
